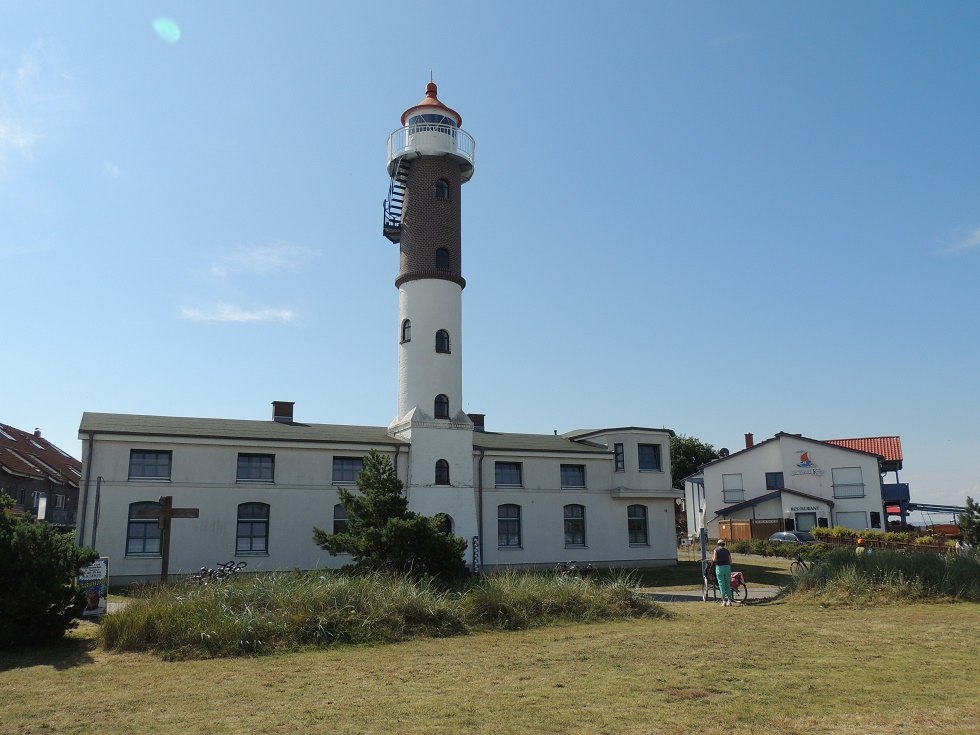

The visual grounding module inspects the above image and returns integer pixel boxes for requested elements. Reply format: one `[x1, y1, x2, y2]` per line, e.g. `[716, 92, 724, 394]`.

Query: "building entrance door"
[795, 512, 817, 532]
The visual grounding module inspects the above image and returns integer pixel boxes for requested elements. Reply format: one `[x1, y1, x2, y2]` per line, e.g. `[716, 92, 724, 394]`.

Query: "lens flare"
[153, 17, 182, 43]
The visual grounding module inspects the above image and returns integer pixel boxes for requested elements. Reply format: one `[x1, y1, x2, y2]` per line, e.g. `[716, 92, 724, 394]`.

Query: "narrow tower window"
[436, 248, 450, 271]
[435, 329, 450, 354]
[435, 459, 450, 485]
[435, 178, 450, 200]
[434, 394, 449, 419]
[401, 319, 411, 343]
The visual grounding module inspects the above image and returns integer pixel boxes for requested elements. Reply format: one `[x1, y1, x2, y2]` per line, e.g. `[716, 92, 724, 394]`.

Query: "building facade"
[684, 432, 892, 541]
[1, 422, 80, 528]
[76, 83, 680, 582]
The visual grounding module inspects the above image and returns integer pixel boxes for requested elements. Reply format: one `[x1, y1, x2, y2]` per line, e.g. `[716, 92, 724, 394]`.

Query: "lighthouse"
[384, 82, 478, 549]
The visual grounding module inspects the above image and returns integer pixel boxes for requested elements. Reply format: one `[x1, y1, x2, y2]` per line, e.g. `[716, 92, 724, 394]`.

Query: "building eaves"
[474, 431, 610, 455]
[78, 412, 407, 447]
[714, 487, 835, 518]
[563, 426, 676, 440]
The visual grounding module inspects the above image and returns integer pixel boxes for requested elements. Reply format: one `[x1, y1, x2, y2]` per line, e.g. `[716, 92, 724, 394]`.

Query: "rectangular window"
[494, 461, 522, 487]
[564, 504, 586, 547]
[126, 501, 162, 555]
[236, 503, 269, 554]
[832, 467, 865, 498]
[497, 504, 521, 548]
[128, 450, 172, 480]
[638, 444, 662, 471]
[765, 472, 784, 490]
[55, 494, 66, 509]
[614, 443, 625, 472]
[237, 453, 274, 482]
[332, 457, 364, 484]
[333, 504, 348, 535]
[560, 464, 585, 489]
[628, 504, 648, 545]
[835, 510, 868, 530]
[722, 473, 744, 503]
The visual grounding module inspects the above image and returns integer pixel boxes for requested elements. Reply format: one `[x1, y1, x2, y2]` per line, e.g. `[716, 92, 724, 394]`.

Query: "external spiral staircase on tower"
[383, 157, 412, 244]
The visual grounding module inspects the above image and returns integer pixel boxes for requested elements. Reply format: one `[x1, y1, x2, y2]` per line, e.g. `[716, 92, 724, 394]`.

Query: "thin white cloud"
[0, 41, 73, 174]
[207, 242, 321, 279]
[181, 304, 295, 323]
[0, 242, 49, 257]
[943, 226, 980, 254]
[103, 162, 121, 179]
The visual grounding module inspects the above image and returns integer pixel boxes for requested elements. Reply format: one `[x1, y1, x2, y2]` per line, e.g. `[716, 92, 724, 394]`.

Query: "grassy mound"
[99, 571, 667, 659]
[786, 548, 980, 606]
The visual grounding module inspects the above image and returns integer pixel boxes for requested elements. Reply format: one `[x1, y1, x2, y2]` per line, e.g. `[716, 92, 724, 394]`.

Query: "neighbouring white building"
[684, 432, 901, 541]
[76, 83, 681, 583]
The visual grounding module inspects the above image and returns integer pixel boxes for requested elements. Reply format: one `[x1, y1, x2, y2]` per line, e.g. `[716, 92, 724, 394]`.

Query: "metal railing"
[386, 124, 475, 168]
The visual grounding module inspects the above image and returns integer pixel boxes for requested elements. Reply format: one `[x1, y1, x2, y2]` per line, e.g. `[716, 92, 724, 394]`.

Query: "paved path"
[640, 585, 783, 604]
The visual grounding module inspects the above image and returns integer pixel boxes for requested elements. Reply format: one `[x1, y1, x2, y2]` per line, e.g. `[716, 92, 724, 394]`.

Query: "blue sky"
[3, 2, 978, 521]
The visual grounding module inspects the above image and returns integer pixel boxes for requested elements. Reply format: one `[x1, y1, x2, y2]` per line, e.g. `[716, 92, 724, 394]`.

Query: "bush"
[100, 570, 668, 659]
[0, 494, 99, 648]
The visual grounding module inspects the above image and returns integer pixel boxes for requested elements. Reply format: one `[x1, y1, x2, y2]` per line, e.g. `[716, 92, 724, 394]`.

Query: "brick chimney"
[272, 401, 295, 424]
[744, 432, 754, 449]
[468, 413, 485, 432]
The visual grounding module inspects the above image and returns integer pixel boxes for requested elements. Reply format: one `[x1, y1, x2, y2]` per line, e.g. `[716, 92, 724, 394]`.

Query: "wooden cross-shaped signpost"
[135, 495, 200, 582]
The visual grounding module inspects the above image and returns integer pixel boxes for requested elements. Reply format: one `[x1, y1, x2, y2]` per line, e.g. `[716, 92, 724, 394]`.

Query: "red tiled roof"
[0, 422, 82, 488]
[824, 436, 903, 463]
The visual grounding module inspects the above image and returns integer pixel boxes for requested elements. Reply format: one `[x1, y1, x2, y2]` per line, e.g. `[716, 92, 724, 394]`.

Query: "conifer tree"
[313, 450, 468, 583]
[959, 496, 980, 546]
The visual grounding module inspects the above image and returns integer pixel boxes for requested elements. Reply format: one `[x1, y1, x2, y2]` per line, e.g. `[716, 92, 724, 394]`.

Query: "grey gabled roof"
[78, 413, 617, 456]
[79, 413, 405, 447]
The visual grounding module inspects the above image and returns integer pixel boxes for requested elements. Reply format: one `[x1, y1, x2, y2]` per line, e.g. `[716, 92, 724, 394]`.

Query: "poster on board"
[78, 558, 109, 617]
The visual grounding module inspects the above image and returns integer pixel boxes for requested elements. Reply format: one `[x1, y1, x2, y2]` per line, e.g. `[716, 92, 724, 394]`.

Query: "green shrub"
[0, 494, 99, 648]
[914, 535, 936, 546]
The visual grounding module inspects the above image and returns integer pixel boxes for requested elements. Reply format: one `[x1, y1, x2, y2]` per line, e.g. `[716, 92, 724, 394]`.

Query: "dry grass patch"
[2, 600, 978, 734]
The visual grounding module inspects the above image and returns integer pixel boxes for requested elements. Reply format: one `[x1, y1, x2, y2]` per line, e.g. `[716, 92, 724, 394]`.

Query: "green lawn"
[3, 596, 977, 734]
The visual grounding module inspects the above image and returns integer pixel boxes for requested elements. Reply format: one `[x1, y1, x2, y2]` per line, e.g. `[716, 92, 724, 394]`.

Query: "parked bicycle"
[554, 561, 597, 579]
[789, 556, 821, 575]
[191, 560, 247, 584]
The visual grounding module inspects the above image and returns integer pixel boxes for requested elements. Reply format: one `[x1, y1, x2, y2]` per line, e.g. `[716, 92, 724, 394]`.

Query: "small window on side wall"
[401, 319, 411, 343]
[435, 178, 450, 200]
[436, 248, 450, 271]
[434, 394, 450, 419]
[436, 329, 450, 354]
[435, 459, 450, 485]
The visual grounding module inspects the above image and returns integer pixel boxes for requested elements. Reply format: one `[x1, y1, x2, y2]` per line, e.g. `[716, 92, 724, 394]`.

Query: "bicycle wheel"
[790, 560, 804, 575]
[701, 577, 709, 602]
[732, 581, 748, 602]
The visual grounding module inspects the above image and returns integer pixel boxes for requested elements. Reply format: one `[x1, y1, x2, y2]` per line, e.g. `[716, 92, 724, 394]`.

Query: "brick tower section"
[396, 157, 466, 290]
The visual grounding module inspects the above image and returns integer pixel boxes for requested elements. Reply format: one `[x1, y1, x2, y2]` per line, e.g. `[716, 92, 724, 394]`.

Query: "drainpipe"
[91, 476, 103, 550]
[77, 431, 95, 547]
[477, 447, 485, 571]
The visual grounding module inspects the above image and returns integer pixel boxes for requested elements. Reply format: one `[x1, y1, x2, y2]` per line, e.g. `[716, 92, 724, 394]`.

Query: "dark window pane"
[495, 462, 522, 486]
[638, 444, 661, 471]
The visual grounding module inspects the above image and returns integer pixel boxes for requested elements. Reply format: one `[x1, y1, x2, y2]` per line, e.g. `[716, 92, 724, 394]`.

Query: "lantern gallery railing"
[386, 124, 476, 170]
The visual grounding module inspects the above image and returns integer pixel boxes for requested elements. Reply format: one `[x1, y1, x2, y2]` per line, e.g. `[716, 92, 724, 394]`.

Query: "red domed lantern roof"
[400, 82, 462, 127]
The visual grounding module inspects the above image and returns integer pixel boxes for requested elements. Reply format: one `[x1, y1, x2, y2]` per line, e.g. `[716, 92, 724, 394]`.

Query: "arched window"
[126, 501, 162, 555]
[435, 178, 450, 200]
[434, 512, 453, 534]
[236, 502, 269, 554]
[436, 248, 450, 271]
[435, 329, 450, 354]
[627, 504, 648, 546]
[498, 504, 521, 548]
[401, 319, 411, 343]
[435, 459, 450, 485]
[434, 394, 449, 419]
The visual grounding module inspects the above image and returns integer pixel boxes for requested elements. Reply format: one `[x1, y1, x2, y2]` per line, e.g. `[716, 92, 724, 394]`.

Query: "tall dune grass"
[99, 571, 667, 659]
[787, 548, 980, 605]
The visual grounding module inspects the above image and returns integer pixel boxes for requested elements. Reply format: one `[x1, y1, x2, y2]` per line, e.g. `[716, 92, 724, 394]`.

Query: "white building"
[684, 432, 894, 541]
[76, 83, 681, 583]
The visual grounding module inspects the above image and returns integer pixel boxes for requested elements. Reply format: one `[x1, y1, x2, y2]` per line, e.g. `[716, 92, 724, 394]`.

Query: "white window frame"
[722, 473, 744, 503]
